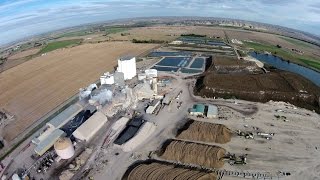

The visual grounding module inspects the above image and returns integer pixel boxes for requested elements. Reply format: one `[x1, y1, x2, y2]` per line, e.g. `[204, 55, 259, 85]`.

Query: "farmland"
[0, 41, 157, 143]
[39, 39, 83, 54]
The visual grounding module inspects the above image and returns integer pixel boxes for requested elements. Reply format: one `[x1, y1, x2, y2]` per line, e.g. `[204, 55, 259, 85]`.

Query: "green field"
[244, 41, 320, 71]
[59, 30, 92, 37]
[39, 39, 82, 54]
[105, 27, 130, 34]
[279, 36, 315, 48]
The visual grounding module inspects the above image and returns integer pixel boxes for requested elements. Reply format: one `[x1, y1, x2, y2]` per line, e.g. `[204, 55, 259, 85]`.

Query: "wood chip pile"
[160, 140, 226, 168]
[126, 162, 217, 180]
[177, 120, 231, 144]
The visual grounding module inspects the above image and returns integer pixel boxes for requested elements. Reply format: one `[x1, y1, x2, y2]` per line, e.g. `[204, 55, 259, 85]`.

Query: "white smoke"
[91, 89, 113, 105]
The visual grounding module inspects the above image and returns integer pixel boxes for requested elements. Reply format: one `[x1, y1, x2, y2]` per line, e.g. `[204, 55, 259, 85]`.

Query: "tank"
[54, 137, 75, 159]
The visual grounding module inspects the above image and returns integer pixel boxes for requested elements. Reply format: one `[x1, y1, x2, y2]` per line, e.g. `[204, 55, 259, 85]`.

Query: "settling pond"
[250, 52, 320, 86]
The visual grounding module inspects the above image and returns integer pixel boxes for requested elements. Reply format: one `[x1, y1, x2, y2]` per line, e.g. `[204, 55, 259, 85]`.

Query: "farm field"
[39, 39, 83, 54]
[0, 41, 157, 142]
[8, 48, 40, 60]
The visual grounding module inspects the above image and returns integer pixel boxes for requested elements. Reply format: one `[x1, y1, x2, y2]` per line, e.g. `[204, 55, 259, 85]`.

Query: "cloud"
[0, 0, 319, 45]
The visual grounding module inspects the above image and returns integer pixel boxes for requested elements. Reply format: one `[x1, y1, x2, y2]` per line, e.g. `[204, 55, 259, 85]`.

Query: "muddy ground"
[194, 56, 320, 113]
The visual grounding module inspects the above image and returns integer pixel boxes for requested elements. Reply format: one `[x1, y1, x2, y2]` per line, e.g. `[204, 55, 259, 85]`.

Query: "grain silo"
[117, 56, 136, 80]
[54, 137, 75, 159]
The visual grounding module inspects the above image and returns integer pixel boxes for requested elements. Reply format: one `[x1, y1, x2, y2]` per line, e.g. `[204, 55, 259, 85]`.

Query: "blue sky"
[0, 0, 320, 45]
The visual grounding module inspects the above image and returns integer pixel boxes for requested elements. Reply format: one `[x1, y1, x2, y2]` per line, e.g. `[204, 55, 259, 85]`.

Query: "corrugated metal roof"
[207, 105, 218, 115]
[47, 104, 83, 128]
[194, 104, 205, 113]
[34, 129, 66, 156]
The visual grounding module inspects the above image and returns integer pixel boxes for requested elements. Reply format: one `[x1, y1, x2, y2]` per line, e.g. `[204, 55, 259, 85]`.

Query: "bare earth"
[0, 41, 157, 142]
[8, 48, 40, 60]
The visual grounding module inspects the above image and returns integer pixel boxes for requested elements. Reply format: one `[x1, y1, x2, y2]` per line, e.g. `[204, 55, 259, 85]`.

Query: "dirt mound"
[194, 71, 320, 113]
[125, 162, 217, 180]
[177, 120, 232, 144]
[160, 140, 226, 168]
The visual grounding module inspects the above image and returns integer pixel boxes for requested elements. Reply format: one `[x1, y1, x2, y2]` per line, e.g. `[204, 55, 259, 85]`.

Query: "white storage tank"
[54, 137, 75, 159]
[145, 69, 158, 78]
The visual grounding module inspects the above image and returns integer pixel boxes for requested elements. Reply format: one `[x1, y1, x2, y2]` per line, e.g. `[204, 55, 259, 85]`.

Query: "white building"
[72, 111, 108, 142]
[145, 69, 157, 78]
[100, 72, 115, 85]
[207, 105, 218, 118]
[117, 56, 137, 80]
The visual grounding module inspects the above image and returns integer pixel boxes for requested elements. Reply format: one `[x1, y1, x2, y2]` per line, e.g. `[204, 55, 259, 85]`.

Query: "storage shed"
[207, 105, 218, 118]
[72, 111, 108, 142]
[34, 129, 66, 156]
[189, 104, 205, 116]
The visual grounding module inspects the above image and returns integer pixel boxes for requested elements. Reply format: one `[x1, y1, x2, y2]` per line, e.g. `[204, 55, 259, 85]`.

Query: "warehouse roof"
[207, 105, 218, 116]
[47, 104, 83, 128]
[34, 129, 66, 156]
[193, 104, 205, 113]
[72, 111, 108, 142]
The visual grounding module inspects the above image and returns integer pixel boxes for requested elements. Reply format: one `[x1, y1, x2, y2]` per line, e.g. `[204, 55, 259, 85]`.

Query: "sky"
[0, 0, 320, 46]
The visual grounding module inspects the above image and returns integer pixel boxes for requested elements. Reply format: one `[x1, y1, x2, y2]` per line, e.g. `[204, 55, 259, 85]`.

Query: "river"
[250, 52, 320, 87]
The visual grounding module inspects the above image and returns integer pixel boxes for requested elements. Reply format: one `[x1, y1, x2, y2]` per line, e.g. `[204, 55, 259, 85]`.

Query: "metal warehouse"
[206, 105, 218, 118]
[72, 111, 108, 142]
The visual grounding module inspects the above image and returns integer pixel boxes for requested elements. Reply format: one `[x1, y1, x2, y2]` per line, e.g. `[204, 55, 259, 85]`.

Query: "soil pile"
[177, 120, 232, 144]
[160, 140, 226, 168]
[125, 162, 217, 180]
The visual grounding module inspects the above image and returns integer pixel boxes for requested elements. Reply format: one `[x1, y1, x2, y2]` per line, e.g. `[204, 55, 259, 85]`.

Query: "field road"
[0, 41, 158, 143]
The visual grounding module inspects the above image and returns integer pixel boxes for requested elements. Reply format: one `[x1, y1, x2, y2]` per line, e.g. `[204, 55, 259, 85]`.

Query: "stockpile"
[125, 162, 217, 180]
[177, 120, 231, 144]
[160, 140, 226, 168]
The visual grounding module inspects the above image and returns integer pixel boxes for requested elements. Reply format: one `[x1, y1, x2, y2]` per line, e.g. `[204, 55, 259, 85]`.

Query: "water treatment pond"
[156, 57, 192, 67]
[190, 58, 205, 69]
[250, 52, 320, 86]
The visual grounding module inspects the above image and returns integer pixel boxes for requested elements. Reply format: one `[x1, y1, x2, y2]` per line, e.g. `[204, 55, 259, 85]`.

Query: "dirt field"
[225, 29, 320, 58]
[192, 101, 320, 180]
[7, 48, 40, 60]
[0, 41, 157, 142]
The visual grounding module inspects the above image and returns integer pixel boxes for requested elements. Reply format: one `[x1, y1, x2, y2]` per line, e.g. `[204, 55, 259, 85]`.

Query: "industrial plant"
[1, 30, 316, 180]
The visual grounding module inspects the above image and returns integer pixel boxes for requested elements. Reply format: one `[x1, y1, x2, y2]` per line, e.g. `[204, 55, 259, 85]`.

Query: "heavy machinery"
[223, 153, 247, 165]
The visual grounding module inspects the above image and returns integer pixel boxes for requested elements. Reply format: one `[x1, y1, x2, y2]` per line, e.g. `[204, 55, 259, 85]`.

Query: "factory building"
[146, 100, 160, 114]
[100, 72, 114, 85]
[54, 137, 75, 159]
[34, 129, 66, 156]
[189, 104, 205, 116]
[72, 111, 108, 142]
[206, 105, 218, 118]
[145, 69, 157, 78]
[32, 104, 82, 145]
[117, 56, 136, 80]
[114, 71, 125, 86]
